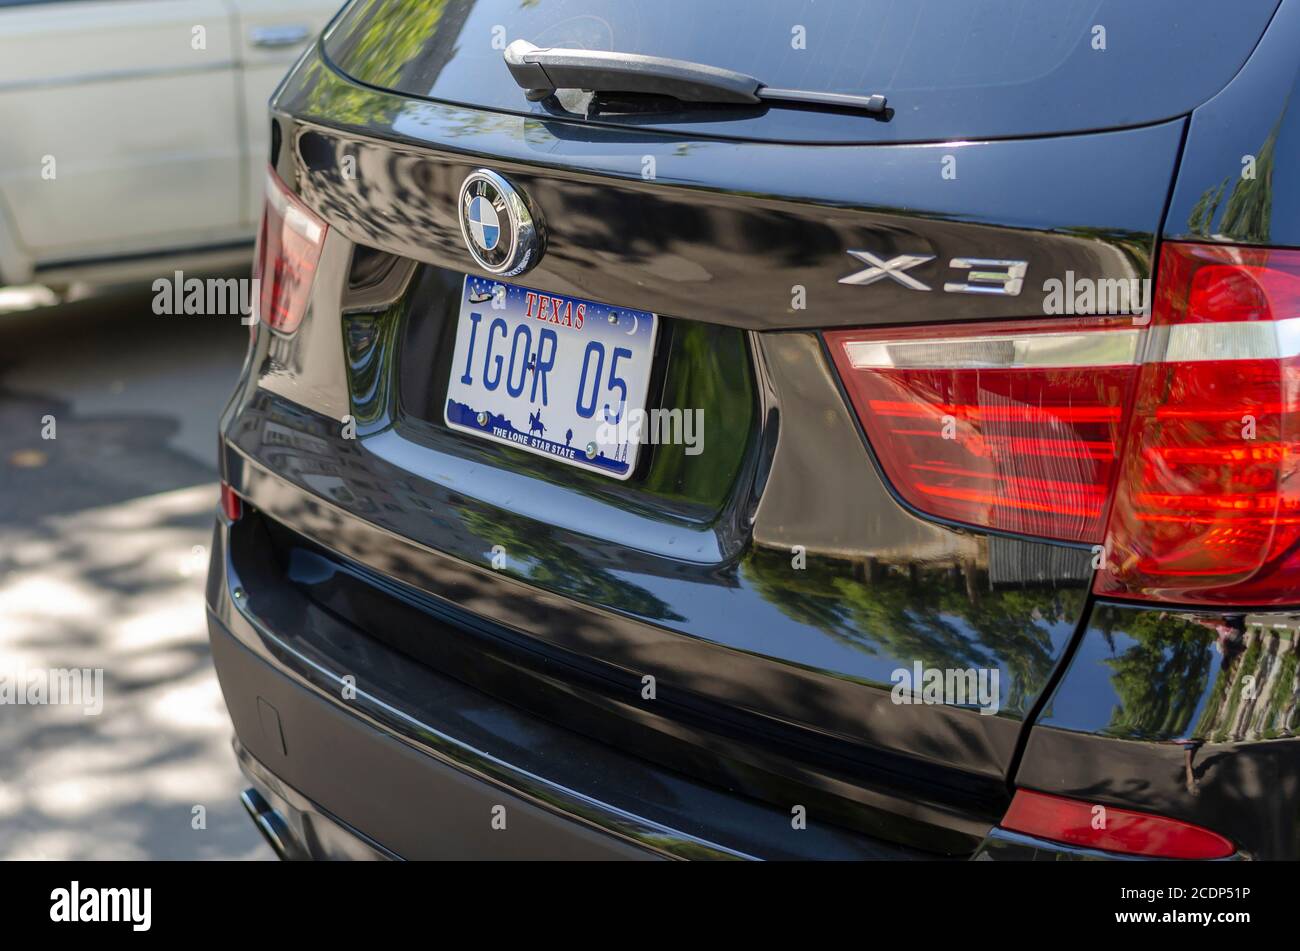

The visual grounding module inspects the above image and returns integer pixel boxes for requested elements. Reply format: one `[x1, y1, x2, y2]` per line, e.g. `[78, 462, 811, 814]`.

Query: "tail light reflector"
[1096, 243, 1300, 605]
[220, 482, 243, 522]
[1001, 788, 1235, 859]
[254, 165, 327, 335]
[826, 318, 1142, 543]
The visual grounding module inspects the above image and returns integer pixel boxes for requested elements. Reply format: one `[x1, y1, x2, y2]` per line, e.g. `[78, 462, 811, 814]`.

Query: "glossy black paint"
[1165, 0, 1300, 247]
[219, 336, 1090, 851]
[217, 83, 1112, 846]
[217, 42, 1154, 857]
[274, 55, 1179, 332]
[1017, 602, 1300, 860]
[214, 505, 964, 857]
[321, 0, 1278, 146]
[393, 262, 756, 525]
[207, 6, 1300, 859]
[208, 516, 930, 858]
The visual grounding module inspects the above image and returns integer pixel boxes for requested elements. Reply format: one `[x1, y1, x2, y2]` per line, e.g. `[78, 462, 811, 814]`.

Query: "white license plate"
[445, 277, 659, 479]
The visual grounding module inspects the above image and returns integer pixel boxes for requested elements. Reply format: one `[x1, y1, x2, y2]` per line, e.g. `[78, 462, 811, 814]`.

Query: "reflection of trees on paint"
[642, 321, 754, 503]
[292, 59, 402, 129]
[1056, 228, 1151, 283]
[326, 0, 463, 90]
[741, 546, 1080, 715]
[1211, 637, 1260, 744]
[1187, 121, 1278, 242]
[293, 0, 467, 127]
[457, 505, 684, 622]
[1218, 122, 1277, 241]
[1264, 647, 1300, 738]
[1194, 626, 1299, 743]
[1097, 610, 1214, 741]
[1095, 607, 1300, 742]
[1187, 177, 1229, 238]
[345, 307, 404, 425]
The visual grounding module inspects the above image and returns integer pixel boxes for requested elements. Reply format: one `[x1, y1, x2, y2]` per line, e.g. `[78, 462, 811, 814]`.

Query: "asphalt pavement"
[0, 286, 271, 859]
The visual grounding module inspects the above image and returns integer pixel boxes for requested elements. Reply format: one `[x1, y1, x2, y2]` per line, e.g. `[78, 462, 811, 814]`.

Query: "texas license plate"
[444, 276, 659, 479]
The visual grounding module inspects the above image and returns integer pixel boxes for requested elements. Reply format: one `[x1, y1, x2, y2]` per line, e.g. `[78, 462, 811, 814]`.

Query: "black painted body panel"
[274, 55, 1180, 332]
[1165, 0, 1300, 247]
[321, 0, 1278, 146]
[206, 3, 1300, 858]
[1017, 603, 1300, 860]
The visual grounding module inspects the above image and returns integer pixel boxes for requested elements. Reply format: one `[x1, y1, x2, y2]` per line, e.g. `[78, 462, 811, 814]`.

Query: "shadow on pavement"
[0, 287, 270, 859]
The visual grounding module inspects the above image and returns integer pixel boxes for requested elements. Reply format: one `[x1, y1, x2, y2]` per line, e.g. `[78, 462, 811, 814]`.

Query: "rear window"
[322, 0, 1278, 143]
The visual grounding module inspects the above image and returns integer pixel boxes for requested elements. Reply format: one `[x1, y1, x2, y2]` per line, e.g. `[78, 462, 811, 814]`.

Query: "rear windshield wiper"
[503, 40, 888, 117]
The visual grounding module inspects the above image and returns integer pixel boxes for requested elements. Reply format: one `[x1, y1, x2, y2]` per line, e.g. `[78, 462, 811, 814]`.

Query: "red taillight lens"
[828, 242, 1300, 605]
[826, 318, 1142, 543]
[1096, 243, 1300, 605]
[254, 165, 327, 335]
[1001, 788, 1235, 859]
[220, 482, 242, 522]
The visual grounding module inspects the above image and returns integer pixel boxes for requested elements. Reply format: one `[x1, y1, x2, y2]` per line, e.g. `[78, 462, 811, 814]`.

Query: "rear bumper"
[210, 614, 663, 860]
[208, 465, 1295, 861]
[205, 507, 927, 860]
[236, 741, 395, 861]
[208, 415, 1299, 860]
[223, 589, 1255, 862]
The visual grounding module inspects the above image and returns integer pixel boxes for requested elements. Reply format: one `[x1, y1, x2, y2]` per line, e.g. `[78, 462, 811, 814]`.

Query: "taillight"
[826, 318, 1142, 543]
[254, 165, 327, 335]
[220, 482, 243, 522]
[1096, 243, 1300, 605]
[1001, 788, 1235, 859]
[828, 242, 1300, 606]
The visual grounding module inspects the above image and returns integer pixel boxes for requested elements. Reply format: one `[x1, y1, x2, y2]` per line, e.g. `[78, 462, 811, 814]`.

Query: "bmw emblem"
[458, 169, 543, 277]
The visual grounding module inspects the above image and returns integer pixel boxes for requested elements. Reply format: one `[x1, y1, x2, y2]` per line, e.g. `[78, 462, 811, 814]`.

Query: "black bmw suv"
[208, 0, 1300, 860]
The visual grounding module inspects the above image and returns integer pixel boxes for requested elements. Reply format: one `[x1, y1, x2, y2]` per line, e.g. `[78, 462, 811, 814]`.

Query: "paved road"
[0, 287, 271, 859]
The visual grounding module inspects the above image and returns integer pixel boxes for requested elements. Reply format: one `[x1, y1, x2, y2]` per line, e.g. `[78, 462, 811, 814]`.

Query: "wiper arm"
[503, 40, 887, 116]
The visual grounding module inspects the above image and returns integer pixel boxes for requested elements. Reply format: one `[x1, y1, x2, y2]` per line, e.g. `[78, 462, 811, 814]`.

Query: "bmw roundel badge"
[458, 169, 542, 277]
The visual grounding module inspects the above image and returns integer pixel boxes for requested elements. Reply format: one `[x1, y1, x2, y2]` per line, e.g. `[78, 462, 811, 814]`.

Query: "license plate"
[444, 277, 659, 480]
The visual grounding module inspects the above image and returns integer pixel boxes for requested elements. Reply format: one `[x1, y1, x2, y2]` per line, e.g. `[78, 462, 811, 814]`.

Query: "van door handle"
[250, 25, 311, 49]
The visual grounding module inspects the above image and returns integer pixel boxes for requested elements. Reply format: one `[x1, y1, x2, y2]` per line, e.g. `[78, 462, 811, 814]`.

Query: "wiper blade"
[503, 40, 887, 116]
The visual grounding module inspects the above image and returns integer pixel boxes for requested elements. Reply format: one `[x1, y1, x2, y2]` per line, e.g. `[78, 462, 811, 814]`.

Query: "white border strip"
[842, 319, 1300, 371]
[843, 329, 1142, 369]
[1151, 317, 1300, 363]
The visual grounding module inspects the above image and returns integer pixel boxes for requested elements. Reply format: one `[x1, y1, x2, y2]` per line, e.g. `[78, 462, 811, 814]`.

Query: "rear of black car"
[206, 0, 1300, 859]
